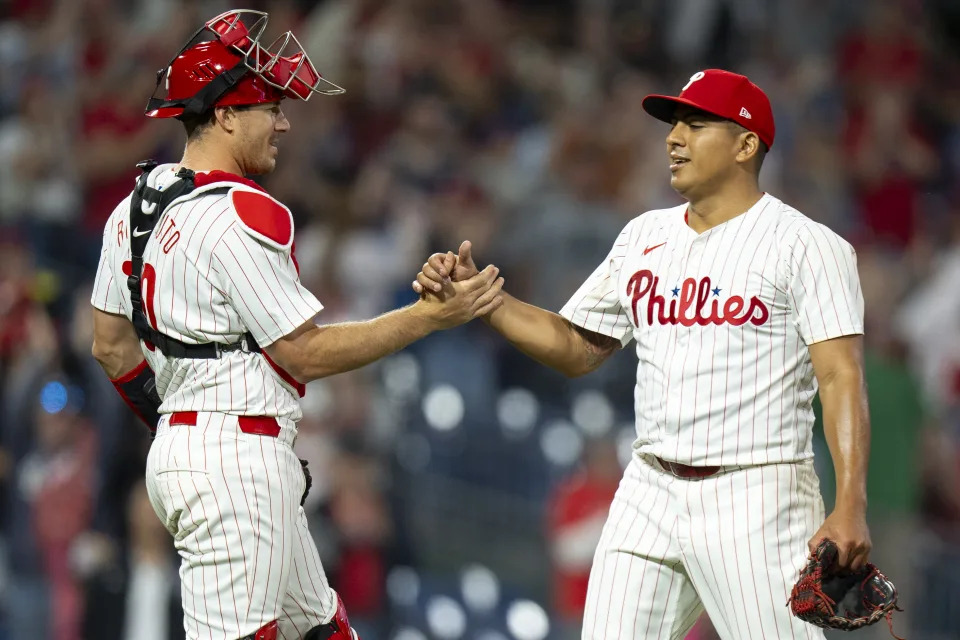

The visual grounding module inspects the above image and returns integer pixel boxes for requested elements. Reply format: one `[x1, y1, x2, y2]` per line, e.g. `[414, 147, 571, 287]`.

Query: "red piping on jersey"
[262, 351, 306, 397]
[193, 170, 267, 193]
[291, 241, 300, 275]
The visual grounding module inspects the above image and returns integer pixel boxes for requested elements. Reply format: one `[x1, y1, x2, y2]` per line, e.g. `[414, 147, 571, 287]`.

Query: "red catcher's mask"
[146, 9, 344, 119]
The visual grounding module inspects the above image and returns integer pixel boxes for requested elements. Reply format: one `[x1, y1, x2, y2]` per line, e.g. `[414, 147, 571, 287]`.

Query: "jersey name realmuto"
[561, 193, 864, 466]
[91, 164, 322, 421]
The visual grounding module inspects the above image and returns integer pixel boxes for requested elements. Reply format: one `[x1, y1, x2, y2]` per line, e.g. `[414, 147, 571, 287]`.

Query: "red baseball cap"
[642, 69, 775, 149]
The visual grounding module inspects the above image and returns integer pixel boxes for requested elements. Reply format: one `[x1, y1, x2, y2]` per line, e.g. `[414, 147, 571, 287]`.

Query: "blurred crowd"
[1, 0, 959, 638]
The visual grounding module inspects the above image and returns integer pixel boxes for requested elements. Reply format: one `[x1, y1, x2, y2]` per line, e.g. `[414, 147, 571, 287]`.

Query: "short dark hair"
[179, 108, 217, 140]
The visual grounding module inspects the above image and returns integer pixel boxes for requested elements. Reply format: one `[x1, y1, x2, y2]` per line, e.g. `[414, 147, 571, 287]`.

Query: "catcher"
[789, 538, 905, 638]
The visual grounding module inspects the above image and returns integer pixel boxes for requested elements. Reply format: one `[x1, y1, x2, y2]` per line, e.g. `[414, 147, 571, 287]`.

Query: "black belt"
[655, 456, 721, 479]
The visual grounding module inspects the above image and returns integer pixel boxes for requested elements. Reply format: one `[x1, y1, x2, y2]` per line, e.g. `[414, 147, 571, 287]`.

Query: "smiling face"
[665, 106, 756, 201]
[230, 102, 290, 175]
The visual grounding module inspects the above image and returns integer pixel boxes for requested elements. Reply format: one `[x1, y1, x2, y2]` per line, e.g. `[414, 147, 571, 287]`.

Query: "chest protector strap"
[127, 160, 261, 358]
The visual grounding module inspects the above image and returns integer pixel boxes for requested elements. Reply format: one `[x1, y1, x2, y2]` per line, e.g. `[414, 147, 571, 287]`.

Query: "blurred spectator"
[76, 55, 170, 238]
[497, 107, 628, 311]
[894, 228, 960, 411]
[838, 2, 938, 248]
[327, 448, 393, 637]
[837, 0, 924, 93]
[1, 0, 959, 636]
[546, 436, 620, 634]
[894, 223, 960, 639]
[120, 482, 182, 640]
[0, 79, 79, 232]
[843, 88, 939, 248]
[912, 420, 960, 640]
[3, 377, 97, 640]
[0, 239, 42, 374]
[78, 481, 183, 640]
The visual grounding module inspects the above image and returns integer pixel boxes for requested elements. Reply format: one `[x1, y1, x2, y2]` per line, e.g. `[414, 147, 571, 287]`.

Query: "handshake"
[409, 240, 504, 330]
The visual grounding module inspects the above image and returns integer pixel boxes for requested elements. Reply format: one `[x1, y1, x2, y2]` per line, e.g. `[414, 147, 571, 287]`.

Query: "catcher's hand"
[788, 539, 905, 638]
[300, 458, 312, 506]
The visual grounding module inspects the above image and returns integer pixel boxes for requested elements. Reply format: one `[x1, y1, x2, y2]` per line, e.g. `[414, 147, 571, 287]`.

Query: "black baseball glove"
[787, 538, 904, 638]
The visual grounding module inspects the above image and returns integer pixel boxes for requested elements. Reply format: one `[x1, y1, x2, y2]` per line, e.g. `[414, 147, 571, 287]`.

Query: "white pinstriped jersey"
[91, 164, 322, 421]
[560, 193, 864, 466]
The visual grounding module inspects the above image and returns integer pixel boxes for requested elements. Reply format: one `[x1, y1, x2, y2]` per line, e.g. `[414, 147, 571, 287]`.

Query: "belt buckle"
[216, 337, 247, 357]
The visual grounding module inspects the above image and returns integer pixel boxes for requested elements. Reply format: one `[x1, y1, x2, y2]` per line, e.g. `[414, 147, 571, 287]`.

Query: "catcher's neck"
[180, 138, 244, 177]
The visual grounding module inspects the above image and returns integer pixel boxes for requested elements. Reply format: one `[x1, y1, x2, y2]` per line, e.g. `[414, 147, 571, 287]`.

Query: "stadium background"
[1, 0, 959, 638]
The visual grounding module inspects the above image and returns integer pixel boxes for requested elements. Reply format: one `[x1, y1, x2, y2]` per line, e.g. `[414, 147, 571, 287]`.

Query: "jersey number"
[122, 260, 159, 330]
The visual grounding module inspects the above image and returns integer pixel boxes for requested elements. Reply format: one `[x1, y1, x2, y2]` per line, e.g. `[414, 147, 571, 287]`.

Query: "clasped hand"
[413, 241, 502, 329]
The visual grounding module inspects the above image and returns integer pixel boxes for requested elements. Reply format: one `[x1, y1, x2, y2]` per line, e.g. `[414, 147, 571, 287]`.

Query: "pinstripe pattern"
[566, 194, 860, 638]
[145, 413, 336, 639]
[583, 454, 701, 640]
[582, 456, 826, 639]
[90, 165, 323, 421]
[99, 166, 337, 638]
[559, 219, 640, 347]
[559, 194, 864, 467]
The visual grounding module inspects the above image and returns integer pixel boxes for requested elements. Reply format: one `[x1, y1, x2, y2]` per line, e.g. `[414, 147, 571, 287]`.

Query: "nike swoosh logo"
[132, 228, 152, 237]
[643, 242, 666, 255]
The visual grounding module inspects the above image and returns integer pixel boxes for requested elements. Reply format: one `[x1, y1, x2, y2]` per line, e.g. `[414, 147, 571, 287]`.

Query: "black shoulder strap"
[127, 161, 197, 346]
[146, 60, 250, 117]
[126, 161, 260, 358]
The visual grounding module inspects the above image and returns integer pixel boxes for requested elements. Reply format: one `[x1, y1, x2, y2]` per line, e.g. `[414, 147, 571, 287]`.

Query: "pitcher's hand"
[412, 264, 504, 329]
[808, 508, 871, 570]
[413, 241, 481, 295]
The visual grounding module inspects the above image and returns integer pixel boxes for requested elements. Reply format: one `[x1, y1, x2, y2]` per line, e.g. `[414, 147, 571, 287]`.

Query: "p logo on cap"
[642, 69, 775, 149]
[682, 71, 706, 92]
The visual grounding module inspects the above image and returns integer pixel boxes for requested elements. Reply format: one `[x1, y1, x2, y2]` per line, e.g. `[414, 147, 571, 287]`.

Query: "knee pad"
[304, 594, 359, 640]
[240, 620, 278, 640]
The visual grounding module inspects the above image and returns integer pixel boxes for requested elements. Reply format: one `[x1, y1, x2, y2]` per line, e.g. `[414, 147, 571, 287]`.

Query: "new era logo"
[739, 107, 752, 119]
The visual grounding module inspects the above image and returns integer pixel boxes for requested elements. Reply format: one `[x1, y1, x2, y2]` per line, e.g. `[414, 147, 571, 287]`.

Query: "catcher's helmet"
[146, 9, 344, 119]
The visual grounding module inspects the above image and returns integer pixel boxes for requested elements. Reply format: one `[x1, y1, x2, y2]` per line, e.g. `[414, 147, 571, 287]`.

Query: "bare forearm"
[93, 348, 145, 380]
[819, 370, 870, 511]
[91, 310, 147, 379]
[274, 265, 503, 382]
[484, 293, 603, 377]
[285, 305, 436, 381]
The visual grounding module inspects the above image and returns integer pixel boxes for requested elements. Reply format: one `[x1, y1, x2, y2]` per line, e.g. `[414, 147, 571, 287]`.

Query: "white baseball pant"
[145, 412, 337, 639]
[582, 454, 827, 639]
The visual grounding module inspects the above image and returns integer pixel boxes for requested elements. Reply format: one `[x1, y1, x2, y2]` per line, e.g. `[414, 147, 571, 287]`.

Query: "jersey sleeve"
[211, 221, 323, 348]
[787, 223, 864, 345]
[559, 220, 636, 347]
[90, 219, 127, 315]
